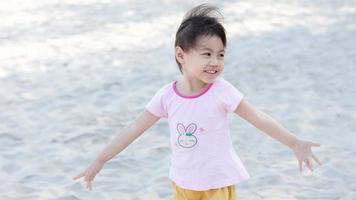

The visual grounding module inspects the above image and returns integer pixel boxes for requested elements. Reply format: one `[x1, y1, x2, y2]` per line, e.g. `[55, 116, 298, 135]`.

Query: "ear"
[175, 46, 185, 65]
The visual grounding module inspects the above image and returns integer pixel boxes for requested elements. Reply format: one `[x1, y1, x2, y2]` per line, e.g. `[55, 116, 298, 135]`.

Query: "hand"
[73, 159, 106, 191]
[291, 139, 321, 172]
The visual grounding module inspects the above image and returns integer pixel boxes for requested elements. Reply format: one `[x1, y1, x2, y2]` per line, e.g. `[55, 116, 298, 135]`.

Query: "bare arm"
[234, 98, 321, 171]
[96, 109, 160, 163]
[234, 98, 297, 149]
[73, 109, 160, 190]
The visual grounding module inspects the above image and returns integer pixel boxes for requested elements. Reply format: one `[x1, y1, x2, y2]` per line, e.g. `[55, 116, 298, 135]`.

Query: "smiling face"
[176, 35, 225, 84]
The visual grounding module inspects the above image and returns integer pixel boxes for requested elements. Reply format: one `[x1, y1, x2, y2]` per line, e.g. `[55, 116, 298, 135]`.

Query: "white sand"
[1, 0, 355, 199]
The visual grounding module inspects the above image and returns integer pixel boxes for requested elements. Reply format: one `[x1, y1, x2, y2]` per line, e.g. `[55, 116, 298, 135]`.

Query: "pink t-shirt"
[145, 77, 250, 191]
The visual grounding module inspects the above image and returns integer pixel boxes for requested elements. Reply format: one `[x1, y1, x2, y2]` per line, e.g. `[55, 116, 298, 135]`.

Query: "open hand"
[73, 159, 105, 191]
[292, 139, 321, 172]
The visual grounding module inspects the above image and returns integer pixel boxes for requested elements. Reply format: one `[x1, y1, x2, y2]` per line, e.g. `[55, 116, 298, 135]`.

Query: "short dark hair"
[174, 4, 226, 74]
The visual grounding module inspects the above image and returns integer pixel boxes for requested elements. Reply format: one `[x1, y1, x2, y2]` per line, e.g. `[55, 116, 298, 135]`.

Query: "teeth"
[205, 70, 217, 74]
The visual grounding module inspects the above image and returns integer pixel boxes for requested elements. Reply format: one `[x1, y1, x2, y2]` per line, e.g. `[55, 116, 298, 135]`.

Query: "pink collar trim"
[173, 81, 214, 99]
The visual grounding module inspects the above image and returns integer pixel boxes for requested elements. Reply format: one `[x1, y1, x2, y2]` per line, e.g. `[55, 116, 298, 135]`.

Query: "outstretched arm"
[234, 98, 321, 172]
[93, 109, 160, 163]
[73, 109, 160, 190]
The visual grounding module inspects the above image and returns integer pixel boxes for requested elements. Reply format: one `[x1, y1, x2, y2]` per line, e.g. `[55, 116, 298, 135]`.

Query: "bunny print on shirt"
[177, 123, 198, 148]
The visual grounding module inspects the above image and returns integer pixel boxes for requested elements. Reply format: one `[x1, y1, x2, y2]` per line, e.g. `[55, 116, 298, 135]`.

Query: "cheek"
[219, 58, 225, 65]
[188, 59, 205, 69]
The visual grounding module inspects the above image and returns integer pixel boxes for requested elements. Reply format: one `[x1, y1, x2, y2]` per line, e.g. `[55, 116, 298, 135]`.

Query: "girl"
[74, 4, 321, 200]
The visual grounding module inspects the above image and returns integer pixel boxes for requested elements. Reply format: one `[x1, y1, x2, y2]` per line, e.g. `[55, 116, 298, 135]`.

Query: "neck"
[176, 76, 211, 96]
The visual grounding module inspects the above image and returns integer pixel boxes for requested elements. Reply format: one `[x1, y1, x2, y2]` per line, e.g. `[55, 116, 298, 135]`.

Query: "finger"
[73, 172, 84, 180]
[84, 175, 89, 182]
[306, 159, 313, 171]
[86, 180, 92, 191]
[89, 181, 92, 191]
[86, 180, 90, 191]
[298, 159, 303, 172]
[312, 154, 322, 165]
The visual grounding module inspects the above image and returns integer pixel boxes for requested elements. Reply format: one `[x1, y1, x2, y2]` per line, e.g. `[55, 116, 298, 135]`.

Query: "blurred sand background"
[1, 0, 355, 199]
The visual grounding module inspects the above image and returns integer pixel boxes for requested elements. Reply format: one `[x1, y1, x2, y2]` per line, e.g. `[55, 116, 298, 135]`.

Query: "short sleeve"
[145, 86, 168, 119]
[220, 79, 244, 113]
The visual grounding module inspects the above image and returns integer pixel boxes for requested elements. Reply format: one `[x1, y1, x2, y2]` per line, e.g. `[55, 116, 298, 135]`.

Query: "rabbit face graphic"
[177, 123, 197, 148]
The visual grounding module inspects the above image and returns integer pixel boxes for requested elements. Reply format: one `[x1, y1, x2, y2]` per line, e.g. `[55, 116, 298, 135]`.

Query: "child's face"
[177, 35, 225, 84]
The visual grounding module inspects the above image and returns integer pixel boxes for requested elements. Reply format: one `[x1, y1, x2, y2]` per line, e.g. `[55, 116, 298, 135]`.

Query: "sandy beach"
[1, 0, 355, 199]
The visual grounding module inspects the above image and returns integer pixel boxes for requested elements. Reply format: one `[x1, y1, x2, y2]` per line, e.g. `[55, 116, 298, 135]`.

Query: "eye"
[220, 53, 224, 57]
[202, 52, 211, 56]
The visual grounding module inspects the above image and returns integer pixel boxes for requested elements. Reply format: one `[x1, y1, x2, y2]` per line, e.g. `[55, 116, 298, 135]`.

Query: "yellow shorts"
[172, 181, 236, 200]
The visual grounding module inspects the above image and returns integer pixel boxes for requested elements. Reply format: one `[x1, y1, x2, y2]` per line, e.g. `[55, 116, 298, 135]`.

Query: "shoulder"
[213, 77, 245, 112]
[157, 81, 174, 93]
[151, 81, 175, 98]
[213, 77, 237, 91]
[212, 77, 244, 97]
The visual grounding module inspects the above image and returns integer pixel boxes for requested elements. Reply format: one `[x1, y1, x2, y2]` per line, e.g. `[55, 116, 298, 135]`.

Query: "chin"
[203, 76, 219, 84]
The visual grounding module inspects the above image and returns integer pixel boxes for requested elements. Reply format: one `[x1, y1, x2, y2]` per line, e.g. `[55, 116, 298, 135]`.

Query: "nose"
[210, 57, 221, 67]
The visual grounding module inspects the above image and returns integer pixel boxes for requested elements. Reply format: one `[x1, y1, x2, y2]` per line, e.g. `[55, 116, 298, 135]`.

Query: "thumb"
[73, 172, 85, 180]
[309, 142, 320, 147]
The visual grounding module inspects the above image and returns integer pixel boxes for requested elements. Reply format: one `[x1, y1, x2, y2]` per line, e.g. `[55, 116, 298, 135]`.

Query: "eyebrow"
[198, 47, 225, 52]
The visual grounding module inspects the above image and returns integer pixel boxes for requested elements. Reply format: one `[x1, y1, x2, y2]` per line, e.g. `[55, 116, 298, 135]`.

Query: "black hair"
[174, 4, 226, 74]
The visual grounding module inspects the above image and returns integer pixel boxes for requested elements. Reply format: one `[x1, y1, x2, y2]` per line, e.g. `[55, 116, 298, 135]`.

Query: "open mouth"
[204, 70, 218, 74]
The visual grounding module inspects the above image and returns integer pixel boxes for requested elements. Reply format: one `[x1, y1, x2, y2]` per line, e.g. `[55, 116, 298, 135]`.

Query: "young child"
[74, 4, 321, 200]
